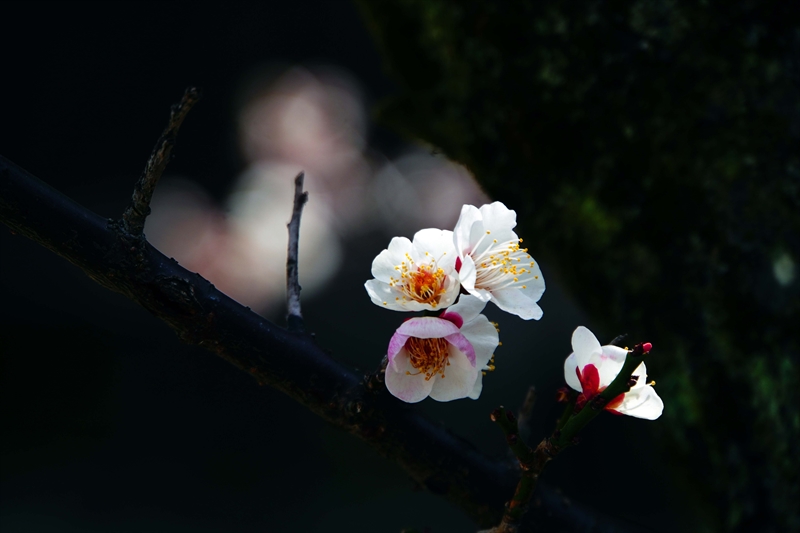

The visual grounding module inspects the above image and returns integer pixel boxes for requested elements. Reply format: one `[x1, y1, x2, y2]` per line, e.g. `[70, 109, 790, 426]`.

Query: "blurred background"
[1, 1, 797, 532]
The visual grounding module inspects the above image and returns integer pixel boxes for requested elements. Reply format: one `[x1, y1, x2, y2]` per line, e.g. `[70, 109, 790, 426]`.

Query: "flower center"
[389, 253, 449, 307]
[405, 337, 450, 380]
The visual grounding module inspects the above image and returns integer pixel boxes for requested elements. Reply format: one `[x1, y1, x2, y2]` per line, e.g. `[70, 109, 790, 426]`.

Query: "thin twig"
[488, 407, 557, 532]
[286, 171, 308, 332]
[122, 87, 201, 236]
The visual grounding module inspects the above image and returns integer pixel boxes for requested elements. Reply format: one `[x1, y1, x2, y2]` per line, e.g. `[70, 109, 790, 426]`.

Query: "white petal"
[468, 372, 483, 399]
[447, 294, 487, 325]
[364, 279, 407, 311]
[458, 255, 478, 292]
[564, 353, 582, 392]
[454, 204, 482, 256]
[630, 361, 648, 389]
[370, 247, 401, 283]
[386, 236, 413, 261]
[571, 326, 602, 362]
[396, 316, 460, 339]
[428, 346, 479, 402]
[411, 228, 457, 267]
[479, 202, 517, 233]
[459, 312, 498, 369]
[587, 352, 625, 388]
[490, 288, 543, 320]
[385, 350, 436, 403]
[437, 273, 463, 309]
[616, 386, 663, 420]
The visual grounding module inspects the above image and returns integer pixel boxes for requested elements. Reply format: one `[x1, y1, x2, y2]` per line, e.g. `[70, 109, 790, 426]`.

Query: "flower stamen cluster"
[390, 253, 449, 308]
[405, 336, 451, 380]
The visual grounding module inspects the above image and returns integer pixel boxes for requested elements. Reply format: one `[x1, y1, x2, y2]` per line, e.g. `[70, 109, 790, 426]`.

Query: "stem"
[122, 87, 200, 236]
[286, 171, 308, 331]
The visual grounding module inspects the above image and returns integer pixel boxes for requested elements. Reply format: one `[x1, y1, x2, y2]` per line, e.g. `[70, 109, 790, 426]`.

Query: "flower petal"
[385, 350, 436, 403]
[454, 204, 482, 256]
[446, 294, 487, 324]
[458, 255, 478, 292]
[490, 288, 543, 320]
[468, 371, 484, 399]
[571, 326, 602, 362]
[371, 247, 401, 283]
[578, 364, 601, 395]
[396, 316, 460, 339]
[364, 279, 406, 311]
[387, 331, 410, 369]
[616, 385, 663, 420]
[444, 332, 476, 366]
[428, 346, 480, 402]
[564, 352, 582, 392]
[587, 350, 626, 388]
[459, 313, 498, 369]
[479, 201, 517, 232]
[411, 228, 457, 267]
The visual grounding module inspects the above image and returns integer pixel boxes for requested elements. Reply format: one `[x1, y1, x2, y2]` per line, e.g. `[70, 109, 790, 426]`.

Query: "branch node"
[122, 86, 201, 236]
[286, 171, 308, 331]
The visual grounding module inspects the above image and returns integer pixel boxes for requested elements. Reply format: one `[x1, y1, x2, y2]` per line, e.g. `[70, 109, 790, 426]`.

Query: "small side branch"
[123, 87, 201, 236]
[286, 171, 308, 331]
[487, 407, 556, 533]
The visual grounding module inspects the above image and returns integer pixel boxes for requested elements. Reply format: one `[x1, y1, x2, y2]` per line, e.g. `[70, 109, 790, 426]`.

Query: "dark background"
[4, 1, 794, 532]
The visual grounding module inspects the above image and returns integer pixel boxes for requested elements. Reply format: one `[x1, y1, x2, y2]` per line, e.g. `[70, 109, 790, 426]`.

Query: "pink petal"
[578, 364, 600, 396]
[439, 311, 464, 329]
[396, 317, 460, 339]
[385, 350, 436, 403]
[428, 345, 479, 402]
[444, 332, 476, 366]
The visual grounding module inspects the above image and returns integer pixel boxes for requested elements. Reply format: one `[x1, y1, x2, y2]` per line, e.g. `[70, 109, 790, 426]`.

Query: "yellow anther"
[649, 380, 656, 387]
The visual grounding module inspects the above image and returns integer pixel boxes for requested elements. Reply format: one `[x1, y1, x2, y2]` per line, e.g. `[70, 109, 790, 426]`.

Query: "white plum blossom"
[453, 202, 545, 320]
[385, 296, 500, 403]
[564, 326, 663, 420]
[365, 228, 460, 312]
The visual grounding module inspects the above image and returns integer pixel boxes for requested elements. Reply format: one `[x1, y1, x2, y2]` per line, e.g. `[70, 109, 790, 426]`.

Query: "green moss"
[358, 0, 800, 530]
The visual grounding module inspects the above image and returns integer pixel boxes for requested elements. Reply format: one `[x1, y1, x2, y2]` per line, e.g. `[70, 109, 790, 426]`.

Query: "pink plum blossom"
[365, 228, 460, 312]
[564, 326, 663, 420]
[385, 296, 500, 403]
[453, 202, 545, 320]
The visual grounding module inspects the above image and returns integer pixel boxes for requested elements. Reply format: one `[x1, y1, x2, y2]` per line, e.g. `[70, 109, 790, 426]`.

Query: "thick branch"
[122, 87, 200, 236]
[286, 171, 307, 331]
[0, 155, 646, 532]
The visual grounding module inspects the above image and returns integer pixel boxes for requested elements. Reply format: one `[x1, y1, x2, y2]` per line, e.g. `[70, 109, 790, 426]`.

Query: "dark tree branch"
[0, 154, 647, 533]
[122, 87, 201, 236]
[286, 171, 307, 332]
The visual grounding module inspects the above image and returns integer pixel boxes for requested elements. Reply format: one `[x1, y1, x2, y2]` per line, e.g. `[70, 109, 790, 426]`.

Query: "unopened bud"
[490, 408, 502, 422]
[507, 434, 518, 445]
[627, 375, 639, 387]
[506, 410, 516, 422]
[642, 342, 653, 353]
